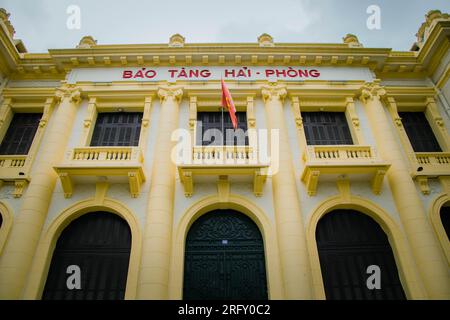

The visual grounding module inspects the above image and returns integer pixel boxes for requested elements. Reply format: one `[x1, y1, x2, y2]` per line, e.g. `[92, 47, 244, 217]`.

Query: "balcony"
[412, 152, 450, 194]
[414, 152, 450, 176]
[177, 146, 269, 197]
[54, 146, 145, 198]
[0, 155, 30, 197]
[301, 145, 390, 196]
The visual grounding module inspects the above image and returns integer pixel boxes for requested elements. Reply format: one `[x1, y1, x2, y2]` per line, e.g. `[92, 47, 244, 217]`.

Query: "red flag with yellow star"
[221, 79, 238, 129]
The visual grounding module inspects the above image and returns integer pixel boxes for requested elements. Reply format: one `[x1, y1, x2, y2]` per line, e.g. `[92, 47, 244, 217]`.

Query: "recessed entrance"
[183, 210, 268, 300]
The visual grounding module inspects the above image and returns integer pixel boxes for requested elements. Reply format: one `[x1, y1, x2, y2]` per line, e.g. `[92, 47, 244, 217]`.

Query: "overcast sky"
[0, 0, 449, 53]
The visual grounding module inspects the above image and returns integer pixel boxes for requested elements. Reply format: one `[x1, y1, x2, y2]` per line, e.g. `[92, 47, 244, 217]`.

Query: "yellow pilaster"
[0, 85, 81, 299]
[360, 81, 450, 299]
[261, 84, 312, 299]
[137, 85, 183, 299]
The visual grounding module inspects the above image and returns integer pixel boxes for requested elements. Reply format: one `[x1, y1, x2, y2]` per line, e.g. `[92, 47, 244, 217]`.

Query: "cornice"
[0, 15, 448, 83]
[384, 86, 435, 103]
[416, 20, 450, 76]
[2, 87, 56, 102]
[0, 22, 20, 73]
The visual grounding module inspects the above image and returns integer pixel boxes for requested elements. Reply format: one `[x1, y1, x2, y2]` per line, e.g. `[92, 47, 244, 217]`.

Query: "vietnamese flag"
[221, 79, 238, 129]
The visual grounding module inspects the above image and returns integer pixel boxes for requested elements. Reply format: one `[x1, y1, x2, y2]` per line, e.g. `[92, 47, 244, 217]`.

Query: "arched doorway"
[441, 205, 450, 241]
[183, 210, 268, 300]
[42, 212, 131, 300]
[316, 209, 406, 300]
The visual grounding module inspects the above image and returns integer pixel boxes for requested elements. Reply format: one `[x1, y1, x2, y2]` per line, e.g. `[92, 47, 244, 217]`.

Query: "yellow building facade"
[0, 8, 449, 300]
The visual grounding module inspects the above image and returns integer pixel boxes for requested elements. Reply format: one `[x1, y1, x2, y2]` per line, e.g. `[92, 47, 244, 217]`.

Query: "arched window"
[42, 212, 131, 300]
[183, 210, 267, 300]
[316, 209, 406, 300]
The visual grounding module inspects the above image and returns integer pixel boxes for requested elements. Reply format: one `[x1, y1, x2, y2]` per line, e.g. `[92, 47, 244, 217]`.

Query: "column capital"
[261, 84, 287, 103]
[55, 85, 82, 104]
[359, 81, 386, 104]
[157, 86, 183, 103]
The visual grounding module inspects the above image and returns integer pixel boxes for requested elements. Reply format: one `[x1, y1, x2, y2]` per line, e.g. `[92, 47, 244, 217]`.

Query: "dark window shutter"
[197, 111, 248, 146]
[399, 112, 441, 152]
[302, 112, 353, 145]
[0, 113, 42, 155]
[90, 112, 142, 146]
[316, 210, 406, 300]
[42, 212, 131, 300]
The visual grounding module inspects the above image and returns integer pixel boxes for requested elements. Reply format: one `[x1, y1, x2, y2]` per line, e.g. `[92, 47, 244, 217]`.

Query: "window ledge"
[54, 146, 146, 198]
[301, 145, 391, 196]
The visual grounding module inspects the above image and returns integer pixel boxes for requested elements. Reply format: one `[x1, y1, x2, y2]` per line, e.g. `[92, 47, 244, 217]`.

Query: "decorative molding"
[142, 96, 152, 127]
[39, 97, 55, 128]
[128, 171, 143, 198]
[394, 117, 403, 127]
[336, 177, 350, 201]
[58, 172, 73, 198]
[0, 98, 12, 128]
[84, 97, 97, 128]
[217, 175, 230, 202]
[438, 176, 450, 196]
[94, 181, 109, 204]
[158, 86, 183, 104]
[181, 171, 193, 197]
[425, 97, 450, 151]
[304, 170, 320, 196]
[77, 36, 97, 49]
[371, 169, 387, 195]
[344, 97, 364, 144]
[246, 96, 255, 128]
[290, 96, 303, 128]
[359, 81, 386, 104]
[189, 96, 197, 131]
[417, 176, 430, 195]
[12, 179, 28, 198]
[258, 33, 274, 47]
[343, 34, 363, 48]
[253, 168, 267, 197]
[261, 84, 287, 103]
[55, 85, 82, 105]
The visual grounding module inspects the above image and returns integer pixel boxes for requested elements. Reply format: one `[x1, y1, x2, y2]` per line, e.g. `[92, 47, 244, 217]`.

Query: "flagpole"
[221, 104, 224, 145]
[221, 78, 224, 145]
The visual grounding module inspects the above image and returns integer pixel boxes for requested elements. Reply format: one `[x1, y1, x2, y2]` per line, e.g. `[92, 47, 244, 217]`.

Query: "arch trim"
[0, 201, 14, 256]
[429, 193, 450, 264]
